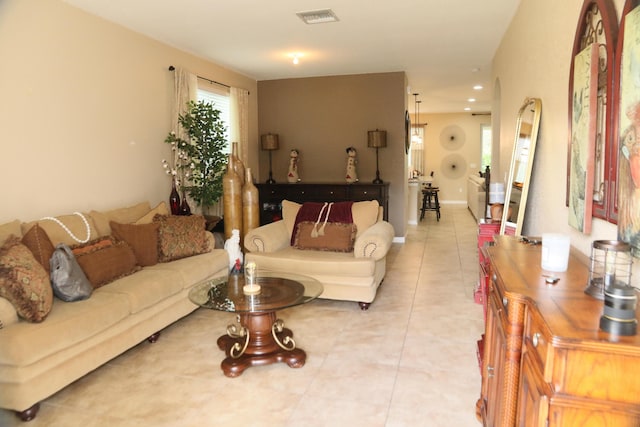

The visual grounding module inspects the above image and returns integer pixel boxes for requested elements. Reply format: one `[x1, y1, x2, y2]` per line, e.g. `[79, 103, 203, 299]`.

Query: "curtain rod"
[168, 65, 230, 89]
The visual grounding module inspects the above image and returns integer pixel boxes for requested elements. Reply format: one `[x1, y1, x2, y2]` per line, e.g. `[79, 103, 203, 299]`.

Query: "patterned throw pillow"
[0, 236, 53, 322]
[110, 221, 159, 266]
[153, 215, 206, 262]
[21, 224, 55, 273]
[293, 221, 357, 252]
[71, 237, 139, 288]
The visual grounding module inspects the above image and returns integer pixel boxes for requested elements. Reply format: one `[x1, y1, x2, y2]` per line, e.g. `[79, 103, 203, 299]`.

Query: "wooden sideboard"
[255, 183, 389, 225]
[477, 235, 640, 427]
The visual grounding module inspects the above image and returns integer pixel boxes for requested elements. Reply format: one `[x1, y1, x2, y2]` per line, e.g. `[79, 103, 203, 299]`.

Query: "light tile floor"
[0, 206, 484, 427]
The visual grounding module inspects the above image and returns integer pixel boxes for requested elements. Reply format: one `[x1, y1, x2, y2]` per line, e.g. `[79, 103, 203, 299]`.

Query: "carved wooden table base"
[216, 311, 306, 377]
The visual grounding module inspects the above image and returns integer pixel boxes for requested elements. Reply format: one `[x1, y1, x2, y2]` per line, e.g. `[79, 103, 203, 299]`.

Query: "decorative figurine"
[287, 149, 300, 183]
[345, 146, 358, 183]
[224, 229, 243, 272]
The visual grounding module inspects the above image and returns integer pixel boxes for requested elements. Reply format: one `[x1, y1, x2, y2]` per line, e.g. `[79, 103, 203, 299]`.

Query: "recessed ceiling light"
[473, 85, 483, 90]
[464, 107, 471, 111]
[296, 9, 339, 24]
[468, 98, 476, 102]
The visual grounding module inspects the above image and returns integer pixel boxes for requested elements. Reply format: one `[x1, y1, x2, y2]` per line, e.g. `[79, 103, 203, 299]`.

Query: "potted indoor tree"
[164, 100, 228, 216]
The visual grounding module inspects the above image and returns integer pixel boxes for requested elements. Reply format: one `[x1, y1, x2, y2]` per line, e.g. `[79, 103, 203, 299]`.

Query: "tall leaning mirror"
[500, 97, 542, 235]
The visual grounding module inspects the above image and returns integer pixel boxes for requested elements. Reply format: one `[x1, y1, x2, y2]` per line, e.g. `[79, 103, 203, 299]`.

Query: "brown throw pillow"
[72, 237, 139, 288]
[153, 215, 206, 262]
[110, 221, 159, 267]
[21, 224, 55, 273]
[0, 236, 53, 322]
[293, 221, 357, 252]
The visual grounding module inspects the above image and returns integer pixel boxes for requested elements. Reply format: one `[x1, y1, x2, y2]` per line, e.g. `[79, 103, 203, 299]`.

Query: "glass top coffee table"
[189, 272, 323, 377]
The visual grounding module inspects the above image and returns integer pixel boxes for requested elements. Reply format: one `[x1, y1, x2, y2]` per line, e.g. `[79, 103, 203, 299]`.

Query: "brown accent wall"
[257, 72, 408, 237]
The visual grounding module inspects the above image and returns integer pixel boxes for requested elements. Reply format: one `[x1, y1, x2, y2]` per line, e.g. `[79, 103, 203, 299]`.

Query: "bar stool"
[420, 186, 441, 221]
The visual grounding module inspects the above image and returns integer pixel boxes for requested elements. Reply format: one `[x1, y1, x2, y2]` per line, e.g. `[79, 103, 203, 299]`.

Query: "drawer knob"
[532, 332, 541, 348]
[487, 365, 495, 378]
[502, 297, 508, 308]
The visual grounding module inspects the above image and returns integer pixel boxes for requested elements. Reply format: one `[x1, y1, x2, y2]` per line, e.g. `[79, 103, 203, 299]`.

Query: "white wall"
[0, 0, 258, 223]
[421, 113, 490, 203]
[493, 0, 625, 258]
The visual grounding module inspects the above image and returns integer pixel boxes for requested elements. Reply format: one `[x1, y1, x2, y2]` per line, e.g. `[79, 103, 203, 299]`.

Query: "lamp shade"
[367, 130, 387, 148]
[261, 134, 279, 151]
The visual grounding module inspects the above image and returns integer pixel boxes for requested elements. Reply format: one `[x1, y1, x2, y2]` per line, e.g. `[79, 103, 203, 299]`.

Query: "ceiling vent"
[296, 9, 339, 24]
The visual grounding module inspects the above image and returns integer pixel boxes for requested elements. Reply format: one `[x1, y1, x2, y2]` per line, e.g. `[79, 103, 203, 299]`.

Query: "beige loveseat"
[467, 174, 487, 221]
[244, 200, 394, 309]
[0, 201, 229, 421]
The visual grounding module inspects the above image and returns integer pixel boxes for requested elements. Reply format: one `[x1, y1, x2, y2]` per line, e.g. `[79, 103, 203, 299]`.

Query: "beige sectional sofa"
[244, 200, 394, 309]
[0, 201, 229, 421]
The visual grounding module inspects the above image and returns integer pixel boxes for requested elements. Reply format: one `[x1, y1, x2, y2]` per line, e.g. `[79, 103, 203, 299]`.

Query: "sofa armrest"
[353, 220, 395, 260]
[244, 221, 290, 253]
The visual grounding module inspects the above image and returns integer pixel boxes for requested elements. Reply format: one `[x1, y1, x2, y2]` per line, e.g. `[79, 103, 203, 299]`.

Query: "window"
[409, 125, 424, 178]
[481, 124, 492, 170]
[197, 82, 231, 153]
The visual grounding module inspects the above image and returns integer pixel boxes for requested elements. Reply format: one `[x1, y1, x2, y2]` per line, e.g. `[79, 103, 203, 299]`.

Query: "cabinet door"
[482, 294, 507, 426]
[516, 350, 549, 427]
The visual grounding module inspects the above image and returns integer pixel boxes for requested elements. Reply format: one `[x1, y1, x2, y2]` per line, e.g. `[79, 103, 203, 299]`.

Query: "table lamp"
[261, 133, 279, 184]
[368, 129, 387, 184]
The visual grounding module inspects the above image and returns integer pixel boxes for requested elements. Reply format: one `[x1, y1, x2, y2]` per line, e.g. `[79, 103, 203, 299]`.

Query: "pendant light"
[412, 93, 422, 144]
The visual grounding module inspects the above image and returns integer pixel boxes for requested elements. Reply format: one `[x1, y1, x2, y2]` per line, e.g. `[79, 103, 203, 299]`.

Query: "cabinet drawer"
[524, 308, 551, 378]
[349, 186, 382, 200]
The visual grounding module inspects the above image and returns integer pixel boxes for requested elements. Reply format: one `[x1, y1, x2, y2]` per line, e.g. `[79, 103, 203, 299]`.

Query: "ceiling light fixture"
[468, 98, 476, 102]
[464, 107, 471, 111]
[473, 85, 483, 90]
[412, 93, 423, 144]
[296, 9, 339, 24]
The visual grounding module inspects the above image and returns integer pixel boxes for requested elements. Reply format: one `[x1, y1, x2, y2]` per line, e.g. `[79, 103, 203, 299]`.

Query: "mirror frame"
[500, 97, 542, 235]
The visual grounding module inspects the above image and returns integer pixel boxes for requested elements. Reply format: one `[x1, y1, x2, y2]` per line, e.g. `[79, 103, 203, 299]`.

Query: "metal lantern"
[584, 240, 636, 336]
[585, 240, 632, 299]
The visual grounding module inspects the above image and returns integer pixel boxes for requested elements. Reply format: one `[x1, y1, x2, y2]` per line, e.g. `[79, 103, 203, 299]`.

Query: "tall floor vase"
[223, 154, 242, 241]
[242, 168, 260, 238]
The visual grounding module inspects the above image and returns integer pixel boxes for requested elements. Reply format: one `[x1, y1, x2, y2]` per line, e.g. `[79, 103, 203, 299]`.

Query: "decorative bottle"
[223, 154, 243, 241]
[169, 180, 181, 215]
[242, 168, 260, 238]
[179, 190, 191, 216]
[231, 142, 246, 186]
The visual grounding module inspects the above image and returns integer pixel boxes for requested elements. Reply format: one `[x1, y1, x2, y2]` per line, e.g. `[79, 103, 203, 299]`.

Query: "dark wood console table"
[256, 182, 389, 225]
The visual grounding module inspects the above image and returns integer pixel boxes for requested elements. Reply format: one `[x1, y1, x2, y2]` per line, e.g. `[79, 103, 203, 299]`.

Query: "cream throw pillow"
[135, 202, 170, 225]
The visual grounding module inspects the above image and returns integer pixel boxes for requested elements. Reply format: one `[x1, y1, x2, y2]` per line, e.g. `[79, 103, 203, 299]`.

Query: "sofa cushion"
[0, 291, 130, 366]
[0, 236, 53, 322]
[72, 237, 139, 289]
[154, 214, 207, 262]
[97, 267, 185, 314]
[247, 247, 376, 278]
[293, 221, 357, 252]
[134, 202, 169, 225]
[0, 220, 22, 245]
[22, 213, 98, 247]
[147, 249, 229, 290]
[110, 221, 160, 267]
[89, 201, 151, 236]
[21, 224, 55, 273]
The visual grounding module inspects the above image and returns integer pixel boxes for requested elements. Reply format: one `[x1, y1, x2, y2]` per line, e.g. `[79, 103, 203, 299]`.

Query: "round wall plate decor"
[440, 153, 467, 179]
[439, 125, 465, 150]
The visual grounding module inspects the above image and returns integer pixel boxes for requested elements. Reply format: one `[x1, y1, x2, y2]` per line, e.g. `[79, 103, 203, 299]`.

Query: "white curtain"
[230, 87, 250, 166]
[171, 68, 198, 208]
[172, 67, 197, 139]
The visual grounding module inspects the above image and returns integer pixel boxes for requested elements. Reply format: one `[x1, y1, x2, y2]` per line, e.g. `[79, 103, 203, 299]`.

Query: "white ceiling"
[63, 0, 520, 113]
